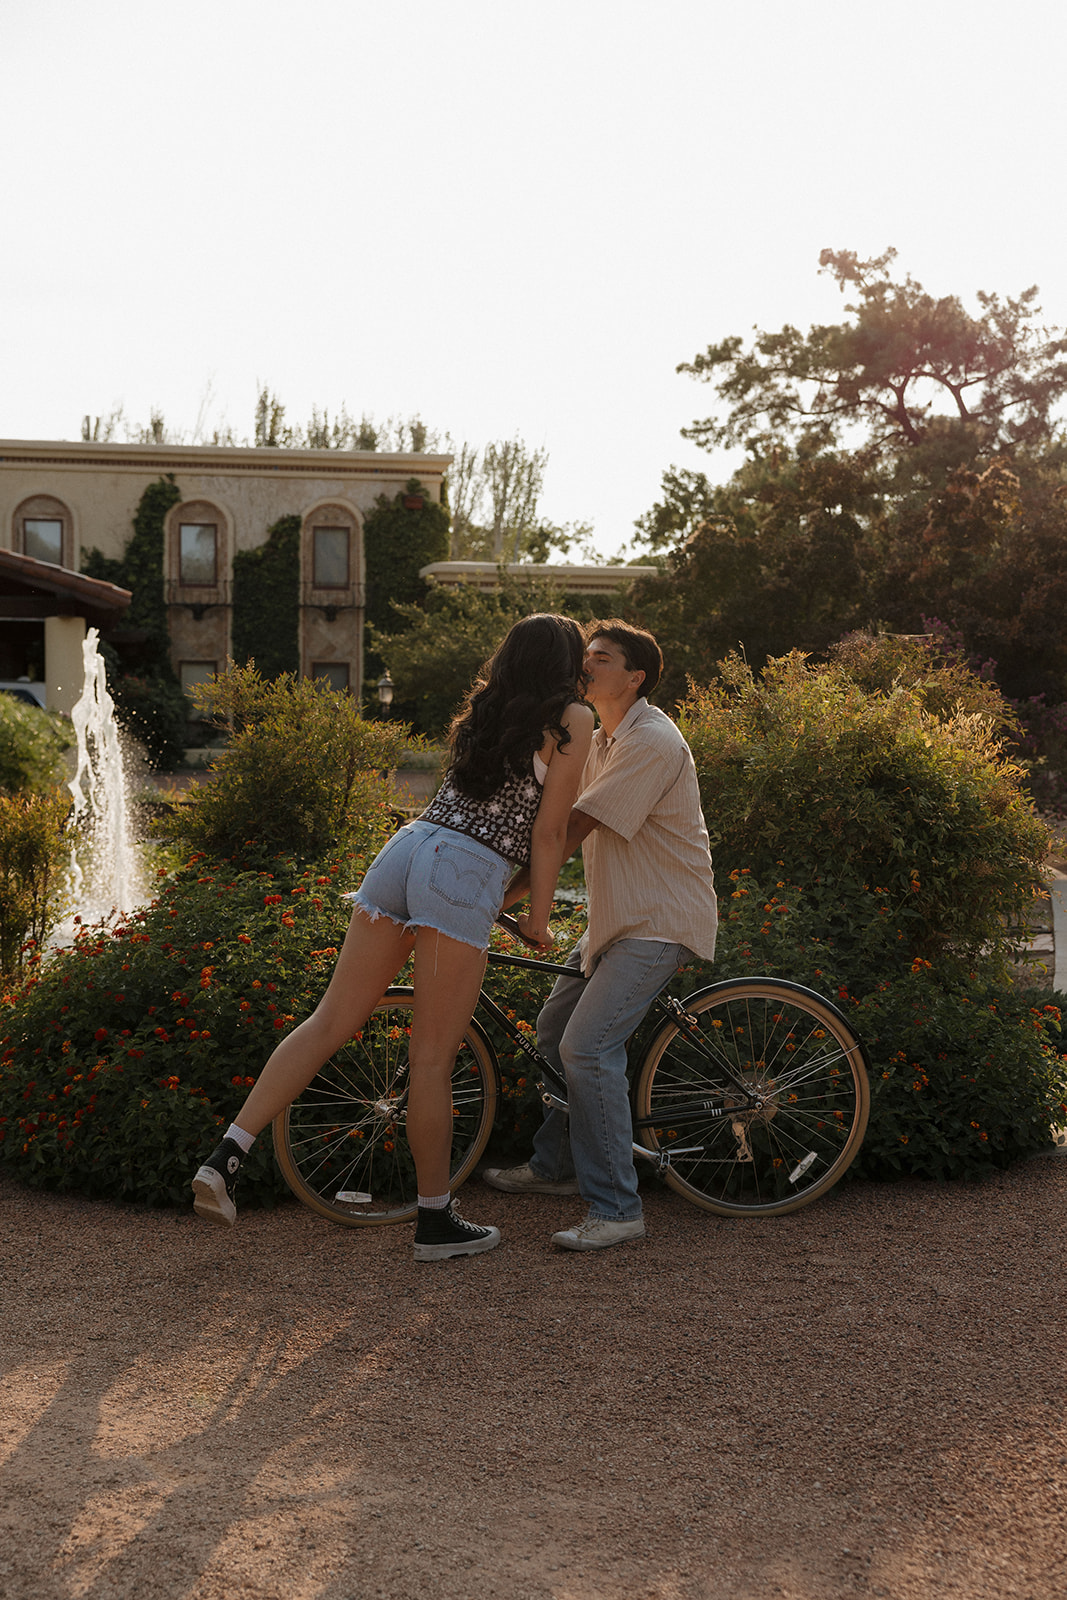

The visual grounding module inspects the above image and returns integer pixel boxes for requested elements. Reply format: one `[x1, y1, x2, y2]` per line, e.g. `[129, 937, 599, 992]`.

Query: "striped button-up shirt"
[576, 699, 717, 972]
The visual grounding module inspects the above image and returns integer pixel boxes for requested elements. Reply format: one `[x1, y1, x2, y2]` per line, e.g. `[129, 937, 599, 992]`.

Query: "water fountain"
[62, 627, 146, 929]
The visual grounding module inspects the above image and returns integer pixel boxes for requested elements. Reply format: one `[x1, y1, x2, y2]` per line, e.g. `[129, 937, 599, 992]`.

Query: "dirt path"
[2, 1155, 1066, 1600]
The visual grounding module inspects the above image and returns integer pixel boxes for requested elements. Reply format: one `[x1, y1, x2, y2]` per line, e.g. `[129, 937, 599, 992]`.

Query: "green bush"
[372, 573, 555, 736]
[0, 697, 72, 795]
[0, 851, 362, 1206]
[828, 630, 1023, 728]
[679, 650, 1050, 981]
[170, 664, 408, 863]
[109, 672, 188, 771]
[0, 788, 71, 977]
[849, 977, 1066, 1180]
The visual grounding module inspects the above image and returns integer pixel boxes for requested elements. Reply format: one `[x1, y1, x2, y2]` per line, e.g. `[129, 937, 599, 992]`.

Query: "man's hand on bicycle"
[513, 912, 555, 952]
[496, 910, 555, 951]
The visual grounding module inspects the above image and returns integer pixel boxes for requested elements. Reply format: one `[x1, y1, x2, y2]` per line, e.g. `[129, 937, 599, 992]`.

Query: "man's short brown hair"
[585, 619, 663, 698]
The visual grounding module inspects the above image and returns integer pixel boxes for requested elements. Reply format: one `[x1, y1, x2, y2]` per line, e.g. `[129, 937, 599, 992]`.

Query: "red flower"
[94, 1027, 108, 1041]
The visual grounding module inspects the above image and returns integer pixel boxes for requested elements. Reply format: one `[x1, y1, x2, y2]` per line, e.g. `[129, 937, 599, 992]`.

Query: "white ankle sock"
[226, 1123, 256, 1154]
[418, 1192, 451, 1210]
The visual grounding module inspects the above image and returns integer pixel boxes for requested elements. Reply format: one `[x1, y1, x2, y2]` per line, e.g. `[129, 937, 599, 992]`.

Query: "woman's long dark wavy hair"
[447, 613, 586, 800]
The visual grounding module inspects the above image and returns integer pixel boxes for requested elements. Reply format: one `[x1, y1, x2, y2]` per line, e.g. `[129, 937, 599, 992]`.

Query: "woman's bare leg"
[404, 926, 488, 1198]
[233, 906, 415, 1137]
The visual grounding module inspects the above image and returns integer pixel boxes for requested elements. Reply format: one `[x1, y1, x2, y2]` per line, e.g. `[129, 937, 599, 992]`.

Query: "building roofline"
[0, 547, 132, 624]
[0, 438, 453, 479]
[421, 560, 658, 594]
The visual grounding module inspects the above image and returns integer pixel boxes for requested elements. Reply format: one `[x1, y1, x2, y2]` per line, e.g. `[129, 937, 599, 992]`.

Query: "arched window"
[299, 501, 363, 696]
[179, 522, 218, 586]
[165, 500, 231, 605]
[165, 500, 232, 687]
[301, 503, 360, 601]
[12, 495, 74, 569]
[312, 525, 350, 588]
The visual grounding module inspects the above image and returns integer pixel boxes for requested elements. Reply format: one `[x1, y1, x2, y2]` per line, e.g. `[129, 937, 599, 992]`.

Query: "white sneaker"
[551, 1214, 645, 1251]
[482, 1163, 580, 1196]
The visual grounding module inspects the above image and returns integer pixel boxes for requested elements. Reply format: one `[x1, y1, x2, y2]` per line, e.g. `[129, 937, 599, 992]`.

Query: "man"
[485, 619, 718, 1250]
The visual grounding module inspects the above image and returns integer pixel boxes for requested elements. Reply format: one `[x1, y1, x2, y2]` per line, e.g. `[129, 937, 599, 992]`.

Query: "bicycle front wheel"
[272, 989, 498, 1226]
[632, 978, 869, 1217]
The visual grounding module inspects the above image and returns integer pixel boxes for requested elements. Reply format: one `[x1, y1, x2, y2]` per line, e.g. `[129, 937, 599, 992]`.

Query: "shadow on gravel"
[2, 1158, 1066, 1600]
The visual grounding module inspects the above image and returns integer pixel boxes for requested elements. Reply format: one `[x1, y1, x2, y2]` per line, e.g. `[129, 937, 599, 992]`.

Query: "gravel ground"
[2, 1154, 1066, 1600]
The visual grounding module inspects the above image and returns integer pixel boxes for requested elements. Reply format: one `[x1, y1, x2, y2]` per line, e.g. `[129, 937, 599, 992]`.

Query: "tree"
[875, 458, 1067, 703]
[632, 465, 718, 553]
[627, 448, 884, 705]
[252, 387, 436, 453]
[446, 436, 544, 559]
[370, 571, 598, 737]
[444, 434, 594, 563]
[679, 248, 1067, 465]
[629, 251, 1067, 729]
[81, 391, 435, 453]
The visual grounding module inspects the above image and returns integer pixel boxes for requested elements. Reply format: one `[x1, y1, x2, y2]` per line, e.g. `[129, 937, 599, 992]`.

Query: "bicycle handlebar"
[494, 912, 545, 950]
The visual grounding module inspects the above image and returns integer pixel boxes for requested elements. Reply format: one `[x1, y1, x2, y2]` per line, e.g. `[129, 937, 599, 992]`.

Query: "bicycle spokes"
[634, 982, 869, 1215]
[275, 996, 497, 1225]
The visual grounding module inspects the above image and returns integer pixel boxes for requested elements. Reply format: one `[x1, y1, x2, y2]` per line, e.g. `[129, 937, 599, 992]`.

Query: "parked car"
[0, 680, 48, 708]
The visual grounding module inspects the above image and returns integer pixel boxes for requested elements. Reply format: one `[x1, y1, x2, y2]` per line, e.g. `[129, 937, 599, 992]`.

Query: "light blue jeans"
[531, 938, 692, 1221]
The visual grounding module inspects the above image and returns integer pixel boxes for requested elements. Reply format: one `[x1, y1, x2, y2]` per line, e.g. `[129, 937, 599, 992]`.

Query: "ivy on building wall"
[362, 478, 449, 691]
[231, 514, 301, 678]
[82, 475, 181, 655]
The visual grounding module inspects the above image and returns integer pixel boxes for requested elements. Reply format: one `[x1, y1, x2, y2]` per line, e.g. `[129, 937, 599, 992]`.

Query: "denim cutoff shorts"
[349, 819, 511, 951]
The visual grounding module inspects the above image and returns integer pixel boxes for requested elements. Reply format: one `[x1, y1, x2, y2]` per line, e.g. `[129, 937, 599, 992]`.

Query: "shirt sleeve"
[577, 726, 685, 841]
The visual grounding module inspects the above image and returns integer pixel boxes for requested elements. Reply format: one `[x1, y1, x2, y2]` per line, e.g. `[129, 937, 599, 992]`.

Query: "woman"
[191, 614, 594, 1261]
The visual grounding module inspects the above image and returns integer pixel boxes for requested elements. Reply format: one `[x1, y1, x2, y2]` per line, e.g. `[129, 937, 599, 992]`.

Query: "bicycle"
[273, 915, 871, 1226]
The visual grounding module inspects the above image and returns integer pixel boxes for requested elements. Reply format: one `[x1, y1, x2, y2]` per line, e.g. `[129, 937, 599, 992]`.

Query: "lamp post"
[376, 670, 395, 718]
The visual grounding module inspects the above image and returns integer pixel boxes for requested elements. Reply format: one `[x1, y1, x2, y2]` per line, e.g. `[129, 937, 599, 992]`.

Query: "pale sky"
[2, 0, 1064, 556]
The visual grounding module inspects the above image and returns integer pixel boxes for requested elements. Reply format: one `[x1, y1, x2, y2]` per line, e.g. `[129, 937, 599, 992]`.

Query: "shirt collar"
[594, 696, 649, 752]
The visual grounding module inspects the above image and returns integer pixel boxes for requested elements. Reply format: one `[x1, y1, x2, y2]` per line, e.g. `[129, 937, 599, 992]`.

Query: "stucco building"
[0, 438, 450, 706]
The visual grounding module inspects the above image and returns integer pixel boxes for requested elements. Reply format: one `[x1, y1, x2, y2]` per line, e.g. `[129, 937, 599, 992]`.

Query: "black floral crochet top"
[420, 760, 544, 866]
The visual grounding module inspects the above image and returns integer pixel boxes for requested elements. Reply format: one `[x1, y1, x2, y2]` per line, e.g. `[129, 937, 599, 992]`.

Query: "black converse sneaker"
[191, 1138, 244, 1227]
[413, 1203, 501, 1262]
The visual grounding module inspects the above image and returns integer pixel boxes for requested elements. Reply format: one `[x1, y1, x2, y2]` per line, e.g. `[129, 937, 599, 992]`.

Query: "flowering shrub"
[475, 871, 1067, 1183]
[2, 849, 1062, 1208]
[0, 853, 361, 1206]
[849, 977, 1066, 1180]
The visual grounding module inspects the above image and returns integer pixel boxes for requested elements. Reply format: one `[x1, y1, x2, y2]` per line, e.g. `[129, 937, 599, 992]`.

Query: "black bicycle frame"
[481, 945, 765, 1164]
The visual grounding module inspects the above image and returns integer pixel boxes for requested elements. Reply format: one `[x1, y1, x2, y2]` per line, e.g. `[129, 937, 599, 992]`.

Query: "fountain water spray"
[64, 627, 145, 926]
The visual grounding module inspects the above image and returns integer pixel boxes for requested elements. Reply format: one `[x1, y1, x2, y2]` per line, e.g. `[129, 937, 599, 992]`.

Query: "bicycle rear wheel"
[273, 989, 498, 1226]
[632, 978, 869, 1217]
